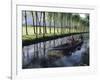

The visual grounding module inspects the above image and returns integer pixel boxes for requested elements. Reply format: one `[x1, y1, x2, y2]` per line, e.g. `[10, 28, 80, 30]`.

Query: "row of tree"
[22, 11, 89, 35]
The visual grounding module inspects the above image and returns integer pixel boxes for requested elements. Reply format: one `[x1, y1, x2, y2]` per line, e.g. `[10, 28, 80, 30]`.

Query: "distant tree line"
[22, 11, 89, 35]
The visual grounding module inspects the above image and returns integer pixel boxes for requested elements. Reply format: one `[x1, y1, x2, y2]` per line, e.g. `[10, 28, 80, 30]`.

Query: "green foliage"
[22, 11, 89, 45]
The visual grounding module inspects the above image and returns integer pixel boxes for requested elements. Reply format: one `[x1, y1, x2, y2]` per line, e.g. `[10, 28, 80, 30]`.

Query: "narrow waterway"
[22, 33, 89, 69]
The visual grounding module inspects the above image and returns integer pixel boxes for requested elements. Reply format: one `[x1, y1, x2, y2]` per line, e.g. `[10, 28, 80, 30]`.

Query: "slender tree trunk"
[43, 12, 47, 34]
[61, 14, 63, 34]
[35, 12, 38, 38]
[39, 12, 42, 34]
[54, 13, 56, 35]
[66, 15, 68, 33]
[43, 12, 45, 37]
[67, 15, 70, 33]
[57, 15, 59, 34]
[50, 18, 52, 34]
[31, 11, 36, 34]
[70, 16, 72, 33]
[36, 12, 41, 34]
[44, 12, 47, 34]
[69, 17, 71, 33]
[57, 26, 59, 33]
[24, 11, 28, 35]
[36, 12, 42, 35]
[49, 14, 52, 34]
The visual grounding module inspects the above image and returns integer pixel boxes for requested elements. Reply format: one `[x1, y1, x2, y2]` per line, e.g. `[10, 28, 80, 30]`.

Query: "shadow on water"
[22, 33, 89, 69]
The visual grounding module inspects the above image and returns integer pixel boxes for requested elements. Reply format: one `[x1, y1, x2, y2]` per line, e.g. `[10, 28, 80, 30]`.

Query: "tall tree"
[55, 13, 60, 33]
[60, 13, 64, 34]
[72, 14, 80, 32]
[43, 12, 46, 37]
[63, 13, 67, 33]
[35, 11, 38, 38]
[47, 12, 53, 34]
[67, 13, 72, 33]
[53, 12, 56, 35]
[24, 11, 28, 35]
[31, 11, 36, 34]
[39, 12, 42, 34]
[85, 14, 89, 32]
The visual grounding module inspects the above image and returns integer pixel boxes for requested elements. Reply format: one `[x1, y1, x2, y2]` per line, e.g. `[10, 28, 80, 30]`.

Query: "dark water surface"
[22, 33, 89, 69]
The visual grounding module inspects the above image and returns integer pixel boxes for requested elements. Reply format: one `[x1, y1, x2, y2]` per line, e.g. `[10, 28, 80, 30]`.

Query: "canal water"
[22, 33, 89, 69]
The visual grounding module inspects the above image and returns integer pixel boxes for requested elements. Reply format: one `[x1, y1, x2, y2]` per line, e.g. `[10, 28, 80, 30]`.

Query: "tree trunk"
[35, 12, 38, 38]
[49, 13, 52, 34]
[24, 11, 28, 35]
[54, 13, 56, 35]
[39, 12, 42, 34]
[31, 11, 36, 34]
[43, 12, 45, 37]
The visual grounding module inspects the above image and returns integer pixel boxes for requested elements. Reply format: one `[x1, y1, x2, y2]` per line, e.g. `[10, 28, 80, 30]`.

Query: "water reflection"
[54, 40, 89, 67]
[22, 33, 89, 69]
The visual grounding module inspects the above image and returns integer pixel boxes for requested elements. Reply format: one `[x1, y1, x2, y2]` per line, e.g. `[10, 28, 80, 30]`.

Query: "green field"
[22, 26, 88, 40]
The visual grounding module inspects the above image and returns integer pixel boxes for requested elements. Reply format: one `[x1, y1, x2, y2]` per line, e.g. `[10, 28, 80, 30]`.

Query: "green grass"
[22, 26, 70, 35]
[22, 26, 88, 40]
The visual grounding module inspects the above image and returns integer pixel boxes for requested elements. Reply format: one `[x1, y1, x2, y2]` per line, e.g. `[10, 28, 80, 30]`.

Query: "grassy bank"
[22, 26, 88, 41]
